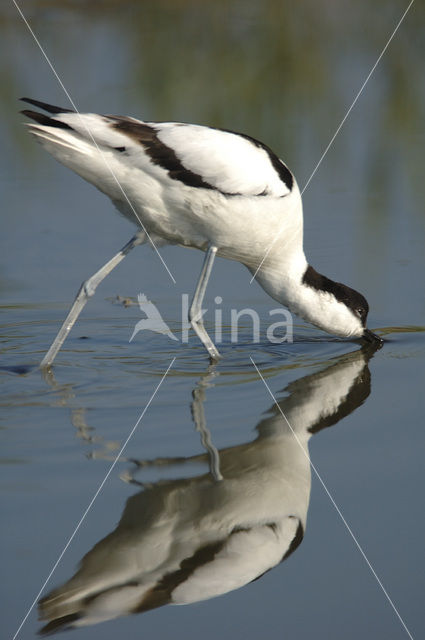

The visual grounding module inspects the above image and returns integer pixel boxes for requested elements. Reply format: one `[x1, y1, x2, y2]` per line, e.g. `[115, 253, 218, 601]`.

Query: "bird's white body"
[28, 114, 300, 263]
[22, 99, 380, 363]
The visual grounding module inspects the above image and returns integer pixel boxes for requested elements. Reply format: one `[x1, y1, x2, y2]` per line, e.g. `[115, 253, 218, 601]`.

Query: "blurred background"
[1, 1, 424, 639]
[1, 0, 424, 322]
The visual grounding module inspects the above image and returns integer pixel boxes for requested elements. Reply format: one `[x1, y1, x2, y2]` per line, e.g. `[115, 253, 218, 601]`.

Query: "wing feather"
[21, 100, 293, 198]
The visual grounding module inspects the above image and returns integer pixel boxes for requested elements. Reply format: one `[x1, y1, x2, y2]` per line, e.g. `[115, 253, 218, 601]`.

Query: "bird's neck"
[251, 259, 349, 335]
[253, 257, 366, 340]
[250, 252, 309, 307]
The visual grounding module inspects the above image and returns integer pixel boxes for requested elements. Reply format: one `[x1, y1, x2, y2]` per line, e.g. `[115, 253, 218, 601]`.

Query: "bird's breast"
[115, 178, 302, 267]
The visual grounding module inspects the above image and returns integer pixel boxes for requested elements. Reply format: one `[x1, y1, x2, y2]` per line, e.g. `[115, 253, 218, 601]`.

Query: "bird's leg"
[40, 231, 145, 368]
[189, 245, 221, 360]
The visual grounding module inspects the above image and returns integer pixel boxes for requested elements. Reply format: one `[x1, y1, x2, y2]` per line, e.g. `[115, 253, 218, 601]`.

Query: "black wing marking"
[131, 540, 224, 613]
[220, 127, 294, 192]
[20, 100, 294, 196]
[109, 117, 228, 192]
[21, 109, 73, 130]
[20, 97, 73, 114]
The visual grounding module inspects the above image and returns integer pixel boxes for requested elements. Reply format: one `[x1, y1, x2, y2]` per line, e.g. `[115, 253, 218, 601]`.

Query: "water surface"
[1, 2, 424, 639]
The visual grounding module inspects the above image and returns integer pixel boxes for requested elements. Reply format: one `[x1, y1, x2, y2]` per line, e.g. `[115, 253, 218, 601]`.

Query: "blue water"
[1, 2, 424, 639]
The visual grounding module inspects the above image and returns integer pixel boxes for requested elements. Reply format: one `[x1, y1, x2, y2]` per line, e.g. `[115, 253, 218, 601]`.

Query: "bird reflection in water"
[38, 345, 378, 634]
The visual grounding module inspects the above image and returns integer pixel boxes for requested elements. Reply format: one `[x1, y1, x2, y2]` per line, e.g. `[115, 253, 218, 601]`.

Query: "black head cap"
[303, 266, 369, 324]
[302, 266, 383, 345]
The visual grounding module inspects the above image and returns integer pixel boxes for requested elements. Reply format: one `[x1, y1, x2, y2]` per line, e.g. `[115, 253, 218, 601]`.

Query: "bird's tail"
[21, 98, 95, 157]
[20, 97, 139, 197]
